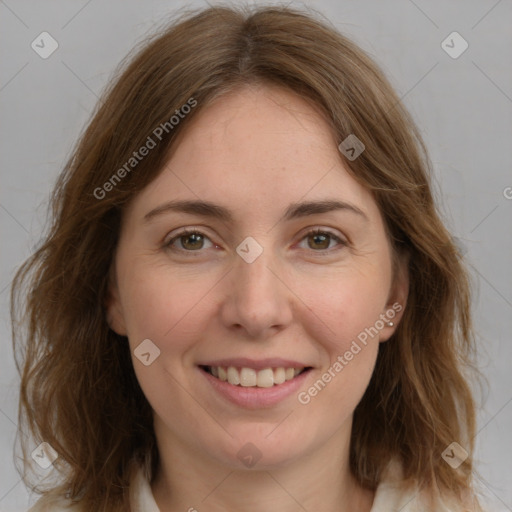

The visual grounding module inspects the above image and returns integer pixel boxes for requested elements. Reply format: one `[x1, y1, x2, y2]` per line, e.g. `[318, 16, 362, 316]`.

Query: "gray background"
[1, 0, 511, 510]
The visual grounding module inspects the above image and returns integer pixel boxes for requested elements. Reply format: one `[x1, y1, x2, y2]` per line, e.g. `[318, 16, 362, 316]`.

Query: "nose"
[219, 246, 294, 340]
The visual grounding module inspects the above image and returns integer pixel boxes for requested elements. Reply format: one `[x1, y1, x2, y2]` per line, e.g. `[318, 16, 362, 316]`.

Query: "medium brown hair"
[11, 4, 481, 510]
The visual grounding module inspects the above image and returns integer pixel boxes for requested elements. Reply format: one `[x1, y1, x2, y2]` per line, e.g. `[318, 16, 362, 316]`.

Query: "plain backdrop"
[1, 1, 511, 510]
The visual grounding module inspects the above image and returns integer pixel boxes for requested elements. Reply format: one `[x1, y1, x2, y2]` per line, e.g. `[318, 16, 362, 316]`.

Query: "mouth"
[199, 365, 312, 388]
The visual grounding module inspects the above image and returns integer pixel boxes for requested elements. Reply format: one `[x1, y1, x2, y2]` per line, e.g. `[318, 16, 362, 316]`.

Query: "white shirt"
[27, 459, 465, 511]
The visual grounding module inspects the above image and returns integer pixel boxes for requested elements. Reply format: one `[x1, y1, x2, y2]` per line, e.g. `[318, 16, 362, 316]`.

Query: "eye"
[298, 229, 347, 252]
[165, 229, 215, 252]
[164, 227, 347, 255]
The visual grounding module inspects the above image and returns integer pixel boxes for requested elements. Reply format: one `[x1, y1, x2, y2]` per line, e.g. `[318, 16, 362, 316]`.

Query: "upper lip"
[198, 358, 311, 370]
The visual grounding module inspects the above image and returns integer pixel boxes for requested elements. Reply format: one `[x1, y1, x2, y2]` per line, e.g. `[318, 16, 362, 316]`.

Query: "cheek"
[303, 267, 390, 352]
[118, 261, 220, 355]
[292, 262, 390, 409]
[117, 265, 215, 418]
[296, 276, 385, 412]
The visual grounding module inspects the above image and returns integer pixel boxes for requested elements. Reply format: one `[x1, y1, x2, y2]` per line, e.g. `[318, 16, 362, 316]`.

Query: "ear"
[380, 250, 409, 342]
[105, 262, 128, 336]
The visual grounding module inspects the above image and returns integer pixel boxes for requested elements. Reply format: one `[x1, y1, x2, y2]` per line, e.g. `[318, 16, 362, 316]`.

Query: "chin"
[202, 429, 307, 470]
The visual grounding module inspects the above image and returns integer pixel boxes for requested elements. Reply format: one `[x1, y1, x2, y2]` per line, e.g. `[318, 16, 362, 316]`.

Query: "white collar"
[128, 459, 421, 512]
[129, 465, 160, 511]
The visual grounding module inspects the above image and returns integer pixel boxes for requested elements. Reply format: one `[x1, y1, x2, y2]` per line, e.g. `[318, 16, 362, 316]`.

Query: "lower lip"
[198, 367, 312, 409]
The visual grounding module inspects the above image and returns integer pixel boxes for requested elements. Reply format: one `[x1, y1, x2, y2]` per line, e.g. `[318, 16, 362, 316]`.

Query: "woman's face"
[108, 83, 407, 470]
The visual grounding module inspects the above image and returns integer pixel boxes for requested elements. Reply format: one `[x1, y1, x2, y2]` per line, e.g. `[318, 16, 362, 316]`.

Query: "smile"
[200, 365, 310, 388]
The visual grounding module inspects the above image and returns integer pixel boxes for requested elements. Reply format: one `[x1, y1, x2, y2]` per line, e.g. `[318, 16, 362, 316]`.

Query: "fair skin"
[108, 83, 408, 512]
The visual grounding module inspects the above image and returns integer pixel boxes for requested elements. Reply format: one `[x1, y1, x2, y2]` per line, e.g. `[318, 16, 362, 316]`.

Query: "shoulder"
[372, 460, 475, 512]
[27, 464, 158, 512]
[371, 459, 420, 511]
[27, 494, 84, 512]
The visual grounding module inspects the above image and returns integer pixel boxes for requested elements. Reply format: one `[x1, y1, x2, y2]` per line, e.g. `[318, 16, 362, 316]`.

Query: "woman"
[12, 5, 483, 511]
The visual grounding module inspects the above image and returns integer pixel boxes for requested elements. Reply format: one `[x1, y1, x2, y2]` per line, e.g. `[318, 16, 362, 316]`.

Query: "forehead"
[125, 83, 380, 226]
[173, 83, 338, 176]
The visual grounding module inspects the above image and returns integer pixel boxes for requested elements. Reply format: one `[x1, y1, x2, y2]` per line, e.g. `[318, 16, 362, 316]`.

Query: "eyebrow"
[143, 199, 368, 224]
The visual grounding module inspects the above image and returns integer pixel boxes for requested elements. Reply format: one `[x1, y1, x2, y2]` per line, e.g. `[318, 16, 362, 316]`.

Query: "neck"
[150, 421, 374, 512]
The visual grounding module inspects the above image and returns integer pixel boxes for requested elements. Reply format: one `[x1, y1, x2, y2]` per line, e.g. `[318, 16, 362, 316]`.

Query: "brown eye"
[300, 229, 346, 252]
[307, 232, 331, 250]
[166, 230, 214, 252]
[180, 232, 204, 250]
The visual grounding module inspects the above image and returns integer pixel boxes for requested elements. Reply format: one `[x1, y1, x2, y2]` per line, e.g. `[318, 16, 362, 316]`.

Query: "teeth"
[257, 368, 274, 388]
[207, 366, 305, 387]
[274, 367, 286, 385]
[240, 368, 257, 387]
[227, 366, 240, 385]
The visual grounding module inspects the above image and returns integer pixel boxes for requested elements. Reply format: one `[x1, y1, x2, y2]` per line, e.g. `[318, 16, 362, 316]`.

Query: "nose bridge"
[221, 240, 293, 336]
[236, 249, 276, 299]
[234, 242, 279, 306]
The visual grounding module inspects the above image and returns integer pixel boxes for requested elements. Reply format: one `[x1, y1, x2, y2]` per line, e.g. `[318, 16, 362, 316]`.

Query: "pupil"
[310, 233, 329, 250]
[183, 233, 203, 250]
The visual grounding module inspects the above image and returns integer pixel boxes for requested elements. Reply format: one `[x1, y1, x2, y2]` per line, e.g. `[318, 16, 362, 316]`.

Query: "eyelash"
[164, 228, 347, 256]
